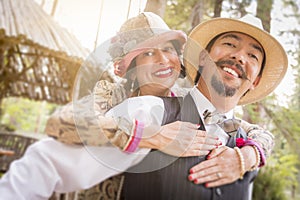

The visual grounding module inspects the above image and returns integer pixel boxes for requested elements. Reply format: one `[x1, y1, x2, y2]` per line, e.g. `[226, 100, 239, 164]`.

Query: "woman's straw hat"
[184, 14, 288, 105]
[108, 12, 187, 77]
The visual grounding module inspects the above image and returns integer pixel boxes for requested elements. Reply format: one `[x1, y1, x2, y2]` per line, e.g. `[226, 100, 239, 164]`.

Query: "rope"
[126, 0, 132, 19]
[94, 0, 104, 50]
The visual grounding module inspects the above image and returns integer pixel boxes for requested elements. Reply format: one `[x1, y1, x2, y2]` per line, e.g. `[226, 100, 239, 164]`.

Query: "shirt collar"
[189, 86, 233, 120]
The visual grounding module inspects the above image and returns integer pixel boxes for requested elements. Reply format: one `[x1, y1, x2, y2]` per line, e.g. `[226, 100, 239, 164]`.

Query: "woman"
[47, 12, 221, 157]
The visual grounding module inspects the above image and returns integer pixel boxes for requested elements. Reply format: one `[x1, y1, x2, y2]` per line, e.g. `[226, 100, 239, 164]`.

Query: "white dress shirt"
[189, 86, 232, 145]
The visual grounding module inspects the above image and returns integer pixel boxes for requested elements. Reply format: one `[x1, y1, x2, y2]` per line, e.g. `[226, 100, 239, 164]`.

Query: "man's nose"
[229, 49, 246, 65]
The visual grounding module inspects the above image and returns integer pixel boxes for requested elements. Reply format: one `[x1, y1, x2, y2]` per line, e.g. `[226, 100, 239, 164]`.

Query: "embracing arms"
[45, 80, 274, 158]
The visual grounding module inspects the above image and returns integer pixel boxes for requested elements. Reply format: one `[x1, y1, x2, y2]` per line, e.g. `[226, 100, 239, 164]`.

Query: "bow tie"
[203, 110, 241, 137]
[203, 110, 226, 124]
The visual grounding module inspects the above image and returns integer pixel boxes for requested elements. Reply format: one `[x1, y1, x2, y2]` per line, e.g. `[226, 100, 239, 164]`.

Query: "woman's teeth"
[155, 68, 172, 76]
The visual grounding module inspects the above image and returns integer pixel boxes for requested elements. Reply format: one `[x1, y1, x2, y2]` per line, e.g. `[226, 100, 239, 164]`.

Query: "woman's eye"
[144, 51, 154, 56]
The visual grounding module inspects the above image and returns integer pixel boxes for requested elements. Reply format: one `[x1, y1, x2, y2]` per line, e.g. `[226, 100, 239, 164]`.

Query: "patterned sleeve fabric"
[45, 80, 133, 149]
[240, 120, 275, 158]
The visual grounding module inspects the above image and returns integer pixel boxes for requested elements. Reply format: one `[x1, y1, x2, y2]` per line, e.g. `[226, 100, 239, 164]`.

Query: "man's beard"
[209, 59, 250, 97]
[211, 73, 238, 97]
[197, 59, 249, 97]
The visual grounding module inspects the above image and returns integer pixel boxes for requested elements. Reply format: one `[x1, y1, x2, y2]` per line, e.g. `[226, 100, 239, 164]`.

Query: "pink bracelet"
[236, 138, 266, 167]
[123, 119, 144, 153]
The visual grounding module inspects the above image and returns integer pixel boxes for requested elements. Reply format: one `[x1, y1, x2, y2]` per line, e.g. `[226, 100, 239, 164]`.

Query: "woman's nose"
[156, 50, 169, 64]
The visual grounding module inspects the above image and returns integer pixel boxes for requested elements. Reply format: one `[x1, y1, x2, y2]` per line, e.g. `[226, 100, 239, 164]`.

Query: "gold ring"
[216, 172, 222, 178]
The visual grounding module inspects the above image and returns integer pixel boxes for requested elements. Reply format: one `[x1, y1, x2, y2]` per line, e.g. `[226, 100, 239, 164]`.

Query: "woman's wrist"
[234, 147, 246, 179]
[123, 119, 144, 153]
[237, 138, 266, 170]
[139, 138, 159, 149]
[240, 145, 258, 172]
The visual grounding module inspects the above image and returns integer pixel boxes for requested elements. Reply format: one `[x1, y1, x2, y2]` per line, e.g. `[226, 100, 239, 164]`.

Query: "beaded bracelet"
[249, 145, 261, 171]
[234, 147, 245, 180]
[123, 119, 144, 153]
[236, 138, 266, 167]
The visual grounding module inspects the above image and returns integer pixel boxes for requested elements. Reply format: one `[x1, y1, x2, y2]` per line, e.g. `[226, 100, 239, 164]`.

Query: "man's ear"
[250, 76, 261, 90]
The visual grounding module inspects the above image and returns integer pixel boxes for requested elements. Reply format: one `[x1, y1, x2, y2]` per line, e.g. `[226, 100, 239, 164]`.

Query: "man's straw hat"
[108, 12, 187, 77]
[184, 14, 288, 105]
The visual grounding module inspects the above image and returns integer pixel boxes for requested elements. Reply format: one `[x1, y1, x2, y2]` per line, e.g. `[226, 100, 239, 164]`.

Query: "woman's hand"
[187, 145, 257, 187]
[139, 121, 221, 157]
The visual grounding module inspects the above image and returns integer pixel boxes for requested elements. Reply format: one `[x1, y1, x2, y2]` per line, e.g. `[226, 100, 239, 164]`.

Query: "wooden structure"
[0, 0, 108, 105]
[0, 132, 37, 173]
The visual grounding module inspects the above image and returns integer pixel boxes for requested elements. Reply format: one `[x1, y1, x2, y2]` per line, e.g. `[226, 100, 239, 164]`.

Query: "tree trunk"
[256, 0, 273, 32]
[242, 106, 253, 124]
[144, 0, 167, 18]
[242, 0, 274, 126]
[213, 0, 223, 17]
[0, 98, 3, 124]
[190, 0, 205, 30]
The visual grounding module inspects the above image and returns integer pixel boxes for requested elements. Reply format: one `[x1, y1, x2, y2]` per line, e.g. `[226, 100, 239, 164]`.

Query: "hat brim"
[184, 17, 288, 105]
[122, 30, 186, 74]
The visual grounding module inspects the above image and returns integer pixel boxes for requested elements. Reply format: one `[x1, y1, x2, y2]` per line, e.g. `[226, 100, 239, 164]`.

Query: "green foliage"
[246, 97, 300, 199]
[267, 104, 300, 158]
[243, 103, 261, 122]
[253, 169, 287, 200]
[0, 97, 58, 133]
[164, 0, 217, 32]
[253, 152, 299, 200]
[164, 0, 198, 31]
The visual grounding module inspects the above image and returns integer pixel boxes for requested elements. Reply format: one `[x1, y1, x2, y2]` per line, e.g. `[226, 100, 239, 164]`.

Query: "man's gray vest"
[121, 93, 258, 200]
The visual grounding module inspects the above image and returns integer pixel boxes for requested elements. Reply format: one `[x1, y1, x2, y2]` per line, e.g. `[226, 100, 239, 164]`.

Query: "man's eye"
[249, 53, 258, 61]
[223, 42, 235, 47]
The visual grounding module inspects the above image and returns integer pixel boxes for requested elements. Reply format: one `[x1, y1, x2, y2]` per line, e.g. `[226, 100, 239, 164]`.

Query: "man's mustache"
[215, 60, 250, 81]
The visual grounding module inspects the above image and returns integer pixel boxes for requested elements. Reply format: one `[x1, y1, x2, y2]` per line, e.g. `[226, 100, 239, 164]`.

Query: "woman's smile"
[153, 67, 174, 78]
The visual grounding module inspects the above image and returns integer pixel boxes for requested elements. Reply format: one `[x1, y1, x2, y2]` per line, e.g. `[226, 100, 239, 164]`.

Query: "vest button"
[216, 188, 222, 196]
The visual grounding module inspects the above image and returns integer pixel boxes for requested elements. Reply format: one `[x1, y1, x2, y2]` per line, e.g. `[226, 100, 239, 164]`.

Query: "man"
[106, 14, 288, 199]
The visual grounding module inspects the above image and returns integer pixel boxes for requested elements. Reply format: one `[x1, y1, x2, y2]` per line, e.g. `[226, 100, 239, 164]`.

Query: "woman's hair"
[171, 40, 182, 55]
[123, 59, 138, 95]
